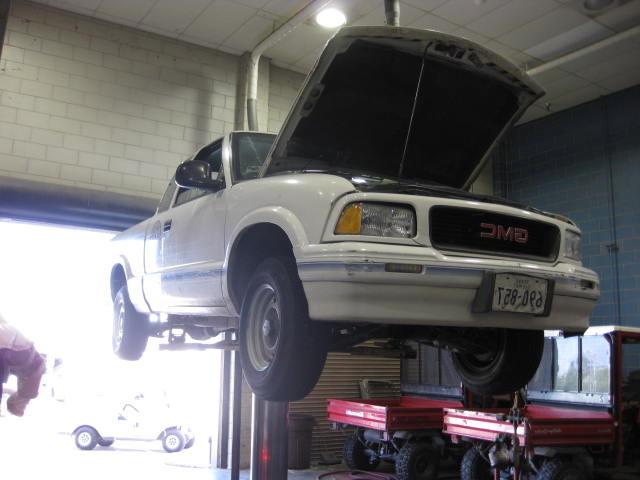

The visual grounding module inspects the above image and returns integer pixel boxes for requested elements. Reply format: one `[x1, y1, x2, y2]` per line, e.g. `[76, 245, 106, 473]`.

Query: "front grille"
[429, 206, 560, 261]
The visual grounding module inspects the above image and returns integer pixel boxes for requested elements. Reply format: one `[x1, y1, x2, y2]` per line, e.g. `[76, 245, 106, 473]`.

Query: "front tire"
[239, 257, 329, 401]
[452, 329, 543, 395]
[460, 448, 492, 480]
[162, 428, 185, 453]
[396, 442, 439, 480]
[112, 286, 149, 361]
[75, 426, 99, 450]
[343, 432, 379, 471]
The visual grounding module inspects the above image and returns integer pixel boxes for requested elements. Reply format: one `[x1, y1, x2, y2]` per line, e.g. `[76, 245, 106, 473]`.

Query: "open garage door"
[0, 177, 156, 231]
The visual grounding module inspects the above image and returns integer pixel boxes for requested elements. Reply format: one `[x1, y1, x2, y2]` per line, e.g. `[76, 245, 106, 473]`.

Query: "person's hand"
[7, 393, 30, 417]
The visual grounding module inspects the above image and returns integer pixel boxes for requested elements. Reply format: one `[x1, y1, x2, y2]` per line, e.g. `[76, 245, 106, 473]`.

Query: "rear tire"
[162, 428, 185, 453]
[74, 426, 99, 450]
[98, 437, 114, 447]
[452, 329, 543, 395]
[343, 432, 379, 471]
[396, 442, 439, 480]
[537, 458, 585, 480]
[112, 286, 149, 361]
[239, 256, 329, 401]
[461, 448, 492, 480]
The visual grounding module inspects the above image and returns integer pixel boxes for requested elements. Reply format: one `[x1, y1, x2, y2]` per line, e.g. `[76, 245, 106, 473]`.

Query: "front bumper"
[297, 243, 599, 332]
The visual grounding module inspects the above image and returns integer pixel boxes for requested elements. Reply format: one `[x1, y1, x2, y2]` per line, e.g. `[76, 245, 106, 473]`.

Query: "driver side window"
[174, 141, 224, 207]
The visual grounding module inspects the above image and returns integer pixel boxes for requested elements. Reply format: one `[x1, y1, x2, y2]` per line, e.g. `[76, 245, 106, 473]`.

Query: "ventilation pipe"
[527, 24, 640, 77]
[384, 0, 400, 27]
[246, 1, 332, 131]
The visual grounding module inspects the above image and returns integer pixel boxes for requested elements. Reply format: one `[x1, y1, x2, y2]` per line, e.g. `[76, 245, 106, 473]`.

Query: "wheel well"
[228, 223, 294, 312]
[73, 425, 97, 435]
[110, 264, 126, 300]
[159, 426, 180, 440]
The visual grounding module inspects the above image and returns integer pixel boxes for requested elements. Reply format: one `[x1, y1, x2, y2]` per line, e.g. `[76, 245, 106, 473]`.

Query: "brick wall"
[0, 1, 276, 200]
[497, 85, 640, 327]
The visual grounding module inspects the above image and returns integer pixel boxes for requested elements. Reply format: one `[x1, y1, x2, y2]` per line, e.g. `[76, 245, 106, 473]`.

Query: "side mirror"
[175, 160, 223, 191]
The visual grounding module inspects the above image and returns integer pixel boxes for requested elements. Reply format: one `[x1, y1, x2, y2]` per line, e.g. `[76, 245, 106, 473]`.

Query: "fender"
[221, 206, 309, 315]
[111, 255, 152, 314]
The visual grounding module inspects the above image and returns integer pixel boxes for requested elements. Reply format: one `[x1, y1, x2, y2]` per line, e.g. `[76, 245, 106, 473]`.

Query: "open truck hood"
[263, 26, 544, 189]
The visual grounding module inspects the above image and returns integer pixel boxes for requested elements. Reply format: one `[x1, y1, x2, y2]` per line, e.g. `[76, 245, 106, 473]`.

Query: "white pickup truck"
[110, 27, 600, 401]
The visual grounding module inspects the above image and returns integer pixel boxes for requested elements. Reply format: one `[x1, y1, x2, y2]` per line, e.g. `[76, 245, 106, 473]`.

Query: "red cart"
[328, 395, 463, 480]
[442, 326, 640, 480]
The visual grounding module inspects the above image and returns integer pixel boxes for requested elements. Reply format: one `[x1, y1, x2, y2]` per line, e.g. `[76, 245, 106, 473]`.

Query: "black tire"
[185, 437, 195, 449]
[537, 458, 585, 480]
[452, 329, 543, 395]
[396, 442, 439, 480]
[162, 428, 185, 453]
[112, 286, 149, 361]
[343, 433, 379, 471]
[74, 426, 99, 450]
[239, 256, 329, 401]
[98, 437, 115, 447]
[461, 448, 492, 480]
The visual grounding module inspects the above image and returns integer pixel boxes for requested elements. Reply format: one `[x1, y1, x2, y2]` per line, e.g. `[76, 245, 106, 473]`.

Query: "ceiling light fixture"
[315, 8, 347, 28]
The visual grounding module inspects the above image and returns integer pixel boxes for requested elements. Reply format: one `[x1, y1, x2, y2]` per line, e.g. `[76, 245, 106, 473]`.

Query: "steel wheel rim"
[165, 434, 179, 450]
[77, 432, 92, 447]
[246, 283, 281, 372]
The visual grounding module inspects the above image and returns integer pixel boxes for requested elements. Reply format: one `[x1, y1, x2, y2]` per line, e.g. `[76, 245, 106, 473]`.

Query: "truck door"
[143, 179, 177, 311]
[160, 140, 227, 309]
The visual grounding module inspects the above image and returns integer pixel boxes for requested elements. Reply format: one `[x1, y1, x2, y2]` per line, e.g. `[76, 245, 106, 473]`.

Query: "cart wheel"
[396, 442, 438, 480]
[537, 459, 585, 480]
[452, 329, 543, 395]
[162, 428, 185, 453]
[460, 448, 492, 480]
[343, 433, 379, 471]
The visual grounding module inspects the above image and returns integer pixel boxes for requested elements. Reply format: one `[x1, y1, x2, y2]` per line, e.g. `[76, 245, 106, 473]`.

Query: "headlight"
[565, 230, 582, 260]
[335, 202, 416, 238]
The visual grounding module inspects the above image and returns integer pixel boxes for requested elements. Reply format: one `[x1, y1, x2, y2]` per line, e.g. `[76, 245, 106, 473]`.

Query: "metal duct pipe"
[247, 0, 332, 131]
[527, 24, 640, 77]
[384, 0, 400, 27]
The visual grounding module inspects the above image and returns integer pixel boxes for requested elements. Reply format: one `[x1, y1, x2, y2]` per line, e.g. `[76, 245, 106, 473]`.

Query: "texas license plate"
[492, 274, 548, 315]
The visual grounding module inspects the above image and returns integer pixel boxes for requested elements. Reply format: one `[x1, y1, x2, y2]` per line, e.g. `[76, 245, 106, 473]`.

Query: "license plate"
[492, 274, 548, 315]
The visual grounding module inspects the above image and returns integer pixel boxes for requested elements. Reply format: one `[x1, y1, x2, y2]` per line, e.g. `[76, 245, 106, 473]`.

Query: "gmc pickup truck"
[109, 27, 600, 401]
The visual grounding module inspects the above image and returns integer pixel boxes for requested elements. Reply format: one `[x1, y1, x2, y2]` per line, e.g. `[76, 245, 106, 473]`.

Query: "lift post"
[251, 395, 289, 479]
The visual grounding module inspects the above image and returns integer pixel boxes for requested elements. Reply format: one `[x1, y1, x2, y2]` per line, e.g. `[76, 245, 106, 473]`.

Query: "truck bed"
[443, 404, 615, 447]
[328, 396, 463, 432]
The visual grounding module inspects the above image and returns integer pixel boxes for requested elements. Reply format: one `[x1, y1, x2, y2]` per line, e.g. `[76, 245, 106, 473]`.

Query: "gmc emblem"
[480, 222, 529, 244]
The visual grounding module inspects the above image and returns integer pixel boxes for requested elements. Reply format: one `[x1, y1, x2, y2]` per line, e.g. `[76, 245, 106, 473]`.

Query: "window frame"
[230, 131, 277, 184]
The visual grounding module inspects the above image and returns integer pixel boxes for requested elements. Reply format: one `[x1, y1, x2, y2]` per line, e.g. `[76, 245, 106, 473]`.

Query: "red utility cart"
[442, 326, 640, 480]
[328, 344, 466, 480]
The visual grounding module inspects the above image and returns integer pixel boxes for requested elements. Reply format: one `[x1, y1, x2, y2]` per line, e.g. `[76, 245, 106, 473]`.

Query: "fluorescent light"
[316, 8, 346, 28]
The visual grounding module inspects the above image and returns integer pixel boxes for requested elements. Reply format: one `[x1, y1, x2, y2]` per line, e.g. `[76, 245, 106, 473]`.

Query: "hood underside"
[264, 26, 544, 189]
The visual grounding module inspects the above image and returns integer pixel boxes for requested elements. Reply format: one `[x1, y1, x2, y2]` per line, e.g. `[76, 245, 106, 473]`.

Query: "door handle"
[163, 220, 172, 232]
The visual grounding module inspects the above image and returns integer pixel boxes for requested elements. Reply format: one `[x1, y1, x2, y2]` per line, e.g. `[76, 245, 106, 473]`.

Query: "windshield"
[266, 39, 520, 189]
[232, 132, 276, 182]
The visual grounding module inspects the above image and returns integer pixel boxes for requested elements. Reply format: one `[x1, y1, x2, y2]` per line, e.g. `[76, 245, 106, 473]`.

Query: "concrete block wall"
[0, 1, 273, 200]
[496, 85, 640, 327]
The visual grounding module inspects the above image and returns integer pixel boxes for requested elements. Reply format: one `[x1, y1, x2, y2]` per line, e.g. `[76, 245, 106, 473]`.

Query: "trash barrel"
[288, 414, 316, 469]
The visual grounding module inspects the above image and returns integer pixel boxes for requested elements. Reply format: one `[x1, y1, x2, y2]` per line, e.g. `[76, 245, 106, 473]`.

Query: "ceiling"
[30, 0, 640, 122]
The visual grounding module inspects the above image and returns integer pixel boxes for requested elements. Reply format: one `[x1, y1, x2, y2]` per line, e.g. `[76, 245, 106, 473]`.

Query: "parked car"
[71, 396, 194, 453]
[443, 326, 640, 480]
[109, 26, 599, 401]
